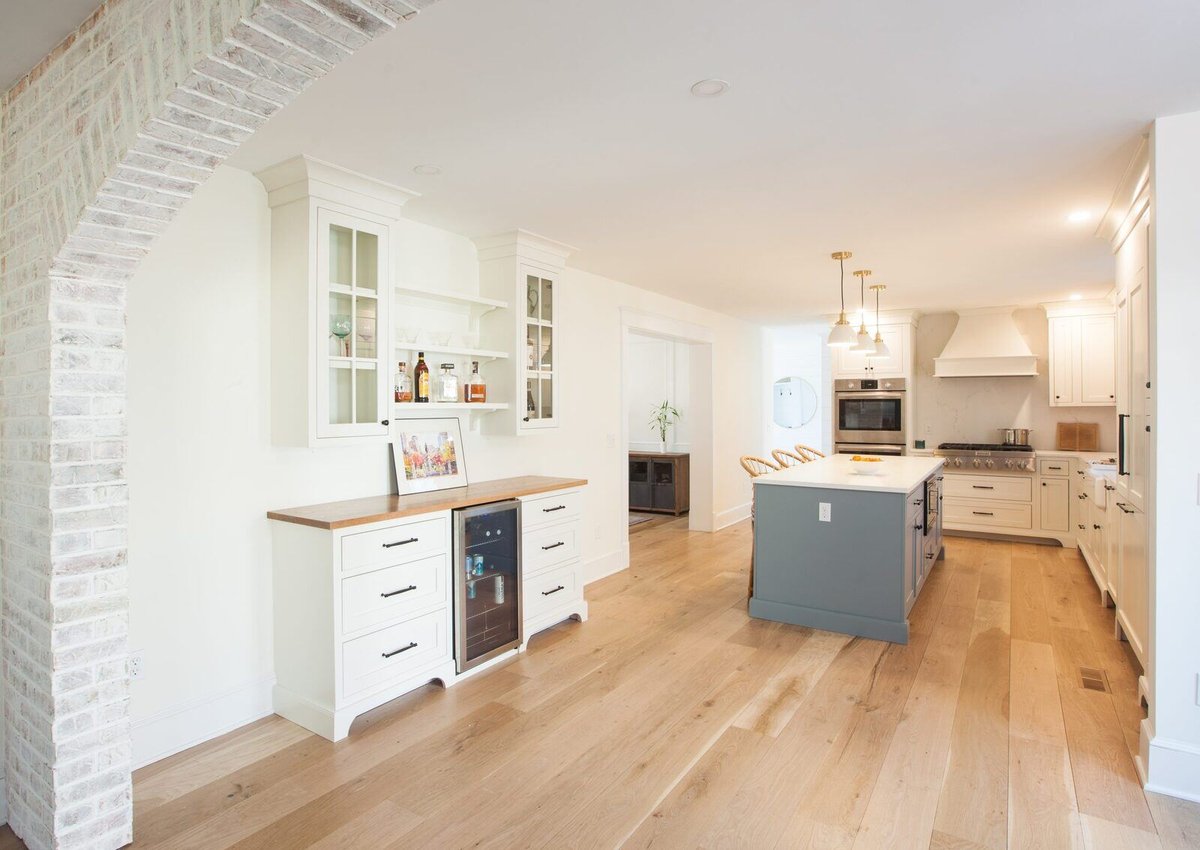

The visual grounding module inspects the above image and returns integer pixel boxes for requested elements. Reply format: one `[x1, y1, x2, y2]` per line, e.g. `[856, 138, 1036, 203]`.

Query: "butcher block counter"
[267, 475, 588, 530]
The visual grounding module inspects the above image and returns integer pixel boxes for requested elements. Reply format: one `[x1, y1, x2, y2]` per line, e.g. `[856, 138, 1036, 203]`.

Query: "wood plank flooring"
[3, 520, 1199, 849]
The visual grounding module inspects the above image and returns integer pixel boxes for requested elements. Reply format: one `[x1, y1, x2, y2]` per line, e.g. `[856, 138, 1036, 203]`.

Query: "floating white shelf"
[392, 402, 509, 412]
[392, 343, 509, 362]
[393, 285, 508, 320]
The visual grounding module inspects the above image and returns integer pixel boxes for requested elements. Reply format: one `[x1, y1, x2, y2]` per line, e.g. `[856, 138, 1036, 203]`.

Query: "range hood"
[934, 308, 1038, 378]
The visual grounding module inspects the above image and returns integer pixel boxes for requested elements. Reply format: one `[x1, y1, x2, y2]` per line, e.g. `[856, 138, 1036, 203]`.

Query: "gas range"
[934, 442, 1036, 473]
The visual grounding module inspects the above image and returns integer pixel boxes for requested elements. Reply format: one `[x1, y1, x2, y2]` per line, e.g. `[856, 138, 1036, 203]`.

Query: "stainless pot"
[999, 427, 1032, 446]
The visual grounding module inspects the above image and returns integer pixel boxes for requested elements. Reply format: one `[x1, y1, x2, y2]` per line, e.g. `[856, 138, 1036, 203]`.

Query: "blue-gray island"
[749, 454, 945, 643]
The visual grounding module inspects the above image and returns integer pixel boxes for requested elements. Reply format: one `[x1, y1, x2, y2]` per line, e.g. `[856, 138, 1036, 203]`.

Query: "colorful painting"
[392, 418, 468, 494]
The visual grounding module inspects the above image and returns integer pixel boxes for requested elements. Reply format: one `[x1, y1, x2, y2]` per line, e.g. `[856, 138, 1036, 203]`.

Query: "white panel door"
[1039, 478, 1070, 532]
[1079, 315, 1116, 405]
[1049, 317, 1076, 406]
[1116, 503, 1147, 665]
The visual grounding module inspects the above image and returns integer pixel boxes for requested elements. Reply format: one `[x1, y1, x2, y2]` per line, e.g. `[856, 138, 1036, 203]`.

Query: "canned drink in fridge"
[494, 575, 505, 604]
[473, 554, 485, 576]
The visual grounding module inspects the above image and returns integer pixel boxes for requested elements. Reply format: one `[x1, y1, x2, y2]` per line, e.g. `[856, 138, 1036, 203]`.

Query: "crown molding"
[473, 229, 576, 268]
[254, 155, 420, 218]
[1096, 134, 1150, 251]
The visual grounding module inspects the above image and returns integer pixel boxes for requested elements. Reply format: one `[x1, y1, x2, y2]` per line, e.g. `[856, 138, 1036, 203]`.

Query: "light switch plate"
[819, 502, 832, 523]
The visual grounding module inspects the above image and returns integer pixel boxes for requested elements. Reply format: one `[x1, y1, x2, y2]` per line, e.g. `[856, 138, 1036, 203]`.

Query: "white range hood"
[934, 307, 1038, 378]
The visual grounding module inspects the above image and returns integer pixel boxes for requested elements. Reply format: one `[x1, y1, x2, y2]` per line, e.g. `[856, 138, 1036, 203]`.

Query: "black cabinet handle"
[1116, 502, 1135, 515]
[542, 505, 567, 513]
[1047, 466, 1063, 471]
[541, 541, 565, 551]
[1078, 524, 1086, 530]
[381, 419, 389, 426]
[381, 585, 417, 598]
[913, 524, 923, 531]
[972, 511, 994, 516]
[1094, 524, 1101, 530]
[383, 537, 418, 548]
[1078, 494, 1087, 500]
[541, 585, 565, 596]
[523, 416, 530, 422]
[926, 552, 935, 559]
[382, 642, 417, 658]
[1042, 482, 1047, 487]
[1104, 484, 1115, 491]
[1118, 414, 1129, 475]
[972, 485, 994, 490]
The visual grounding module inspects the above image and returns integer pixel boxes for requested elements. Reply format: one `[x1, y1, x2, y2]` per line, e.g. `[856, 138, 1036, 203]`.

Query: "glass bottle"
[465, 361, 487, 403]
[414, 353, 430, 403]
[437, 363, 459, 403]
[393, 362, 412, 403]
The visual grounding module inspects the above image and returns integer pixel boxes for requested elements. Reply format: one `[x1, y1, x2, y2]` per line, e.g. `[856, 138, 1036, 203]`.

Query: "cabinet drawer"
[1038, 459, 1071, 478]
[341, 516, 448, 573]
[522, 490, 583, 530]
[944, 499, 1032, 530]
[523, 561, 582, 623]
[342, 608, 449, 698]
[523, 521, 580, 576]
[341, 554, 448, 636]
[942, 474, 1032, 502]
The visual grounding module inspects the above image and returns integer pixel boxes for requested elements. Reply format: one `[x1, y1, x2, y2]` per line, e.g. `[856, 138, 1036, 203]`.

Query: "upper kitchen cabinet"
[831, 315, 916, 380]
[474, 231, 575, 435]
[1044, 303, 1116, 408]
[257, 157, 418, 447]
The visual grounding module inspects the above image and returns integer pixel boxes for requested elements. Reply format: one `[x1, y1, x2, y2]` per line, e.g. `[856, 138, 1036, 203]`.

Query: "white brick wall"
[0, 1, 429, 846]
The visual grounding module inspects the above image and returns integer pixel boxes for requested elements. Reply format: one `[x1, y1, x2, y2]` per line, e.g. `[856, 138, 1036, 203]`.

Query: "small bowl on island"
[848, 454, 886, 475]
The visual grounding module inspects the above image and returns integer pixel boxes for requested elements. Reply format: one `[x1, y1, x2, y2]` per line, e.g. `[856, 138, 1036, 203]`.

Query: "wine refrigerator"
[453, 500, 522, 673]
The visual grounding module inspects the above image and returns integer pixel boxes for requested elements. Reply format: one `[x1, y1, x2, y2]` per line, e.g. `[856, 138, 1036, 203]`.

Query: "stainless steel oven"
[833, 378, 906, 449]
[833, 442, 905, 456]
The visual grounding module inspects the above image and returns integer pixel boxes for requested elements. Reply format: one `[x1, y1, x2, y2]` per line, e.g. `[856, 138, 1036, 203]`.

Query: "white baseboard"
[714, 502, 752, 530]
[1146, 735, 1200, 803]
[132, 673, 275, 769]
[584, 547, 628, 584]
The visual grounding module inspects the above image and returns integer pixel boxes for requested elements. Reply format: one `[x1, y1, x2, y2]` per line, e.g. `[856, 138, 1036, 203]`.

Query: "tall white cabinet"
[258, 156, 417, 447]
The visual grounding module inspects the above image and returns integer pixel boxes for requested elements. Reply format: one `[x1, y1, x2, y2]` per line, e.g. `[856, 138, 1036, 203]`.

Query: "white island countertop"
[755, 454, 945, 494]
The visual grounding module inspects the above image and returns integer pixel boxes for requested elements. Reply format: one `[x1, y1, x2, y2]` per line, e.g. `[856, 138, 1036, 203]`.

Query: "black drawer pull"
[1047, 465, 1062, 471]
[1104, 484, 1115, 491]
[542, 505, 567, 513]
[381, 585, 417, 598]
[1078, 524, 1086, 530]
[972, 485, 994, 490]
[1078, 494, 1087, 500]
[541, 585, 565, 596]
[926, 552, 935, 559]
[541, 541, 566, 551]
[1116, 502, 1135, 514]
[382, 537, 418, 548]
[1093, 524, 1101, 530]
[382, 642, 418, 658]
[913, 524, 923, 531]
[972, 511, 994, 516]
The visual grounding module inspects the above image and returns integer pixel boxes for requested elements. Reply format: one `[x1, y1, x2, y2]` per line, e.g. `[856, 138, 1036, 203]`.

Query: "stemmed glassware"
[330, 314, 352, 356]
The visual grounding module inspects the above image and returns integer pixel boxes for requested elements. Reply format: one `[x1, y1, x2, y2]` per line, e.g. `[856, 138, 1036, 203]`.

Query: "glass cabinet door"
[316, 209, 389, 439]
[523, 272, 557, 428]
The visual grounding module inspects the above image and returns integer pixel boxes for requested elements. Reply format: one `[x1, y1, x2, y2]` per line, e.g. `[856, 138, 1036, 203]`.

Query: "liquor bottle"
[414, 353, 430, 403]
[393, 362, 412, 403]
[437, 363, 459, 403]
[465, 361, 487, 403]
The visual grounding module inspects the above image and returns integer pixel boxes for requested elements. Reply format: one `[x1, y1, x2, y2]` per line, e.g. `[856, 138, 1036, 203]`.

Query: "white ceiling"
[0, 0, 103, 91]
[229, 0, 1200, 324]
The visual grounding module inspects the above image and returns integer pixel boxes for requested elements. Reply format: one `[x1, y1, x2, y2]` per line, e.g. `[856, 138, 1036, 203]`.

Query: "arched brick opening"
[0, 2, 433, 846]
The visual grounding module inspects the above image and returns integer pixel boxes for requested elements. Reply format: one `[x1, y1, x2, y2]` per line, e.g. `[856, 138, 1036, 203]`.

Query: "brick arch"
[0, 2, 432, 846]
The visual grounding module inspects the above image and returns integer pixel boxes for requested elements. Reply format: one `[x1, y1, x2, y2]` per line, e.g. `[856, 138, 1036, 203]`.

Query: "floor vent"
[1079, 667, 1110, 693]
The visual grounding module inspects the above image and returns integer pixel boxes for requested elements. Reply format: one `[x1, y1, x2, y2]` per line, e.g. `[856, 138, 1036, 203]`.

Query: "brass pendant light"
[827, 251, 857, 347]
[867, 283, 891, 359]
[849, 269, 874, 351]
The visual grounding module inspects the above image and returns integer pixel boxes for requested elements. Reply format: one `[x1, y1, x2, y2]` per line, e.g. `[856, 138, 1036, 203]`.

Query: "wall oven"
[833, 378, 906, 450]
[833, 442, 905, 457]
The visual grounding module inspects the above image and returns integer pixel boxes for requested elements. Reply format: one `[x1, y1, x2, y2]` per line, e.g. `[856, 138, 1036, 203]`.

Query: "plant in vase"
[649, 400, 682, 453]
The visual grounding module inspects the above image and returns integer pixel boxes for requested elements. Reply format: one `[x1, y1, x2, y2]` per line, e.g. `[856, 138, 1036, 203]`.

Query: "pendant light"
[867, 283, 891, 359]
[849, 269, 874, 351]
[827, 251, 857, 347]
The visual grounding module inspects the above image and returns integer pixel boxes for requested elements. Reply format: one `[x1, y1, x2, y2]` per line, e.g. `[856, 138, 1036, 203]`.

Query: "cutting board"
[1056, 422, 1100, 451]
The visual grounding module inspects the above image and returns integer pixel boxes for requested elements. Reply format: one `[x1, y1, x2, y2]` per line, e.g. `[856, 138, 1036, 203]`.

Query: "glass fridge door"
[455, 501, 522, 672]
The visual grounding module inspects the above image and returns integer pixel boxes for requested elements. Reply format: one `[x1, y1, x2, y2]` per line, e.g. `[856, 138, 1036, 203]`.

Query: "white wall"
[913, 309, 1117, 451]
[125, 165, 765, 767]
[764, 326, 828, 456]
[1146, 111, 1200, 801]
[626, 333, 690, 451]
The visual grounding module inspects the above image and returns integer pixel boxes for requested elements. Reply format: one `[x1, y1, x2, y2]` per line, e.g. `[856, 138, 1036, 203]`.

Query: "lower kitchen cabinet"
[1114, 499, 1148, 667]
[267, 477, 587, 741]
[1039, 477, 1070, 532]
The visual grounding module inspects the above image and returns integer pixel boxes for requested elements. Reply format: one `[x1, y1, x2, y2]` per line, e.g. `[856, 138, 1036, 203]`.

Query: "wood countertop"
[267, 475, 587, 530]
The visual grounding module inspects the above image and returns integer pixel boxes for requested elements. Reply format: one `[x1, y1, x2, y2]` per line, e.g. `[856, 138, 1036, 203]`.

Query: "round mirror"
[772, 377, 818, 428]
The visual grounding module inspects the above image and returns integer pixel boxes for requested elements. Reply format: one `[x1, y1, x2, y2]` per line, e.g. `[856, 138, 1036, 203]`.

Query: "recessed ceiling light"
[1070, 293, 1083, 301]
[1066, 209, 1094, 224]
[412, 164, 441, 176]
[690, 79, 729, 97]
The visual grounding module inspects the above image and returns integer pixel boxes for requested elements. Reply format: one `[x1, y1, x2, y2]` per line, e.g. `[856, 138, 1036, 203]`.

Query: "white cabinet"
[832, 323, 909, 379]
[519, 489, 588, 642]
[1039, 477, 1070, 533]
[1115, 213, 1150, 510]
[476, 231, 575, 435]
[1046, 312, 1116, 408]
[1114, 500, 1148, 666]
[258, 156, 416, 447]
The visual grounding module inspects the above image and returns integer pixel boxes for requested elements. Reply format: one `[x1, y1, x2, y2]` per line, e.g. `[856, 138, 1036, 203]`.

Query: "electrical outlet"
[129, 650, 145, 681]
[819, 502, 832, 523]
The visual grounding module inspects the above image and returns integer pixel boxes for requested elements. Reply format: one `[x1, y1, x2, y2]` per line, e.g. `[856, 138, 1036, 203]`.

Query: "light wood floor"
[3, 519, 1199, 849]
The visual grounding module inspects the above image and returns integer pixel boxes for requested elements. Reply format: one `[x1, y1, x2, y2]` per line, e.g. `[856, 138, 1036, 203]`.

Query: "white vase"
[659, 440, 667, 453]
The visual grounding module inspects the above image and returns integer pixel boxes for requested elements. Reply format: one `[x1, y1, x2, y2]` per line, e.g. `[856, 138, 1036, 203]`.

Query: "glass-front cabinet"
[523, 273, 556, 427]
[316, 210, 390, 439]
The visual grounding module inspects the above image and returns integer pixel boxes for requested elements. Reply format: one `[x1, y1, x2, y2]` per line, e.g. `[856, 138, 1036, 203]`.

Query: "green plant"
[649, 400, 682, 443]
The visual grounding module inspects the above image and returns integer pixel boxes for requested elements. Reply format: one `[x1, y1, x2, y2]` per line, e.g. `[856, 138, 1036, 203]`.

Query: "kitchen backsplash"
[913, 309, 1117, 451]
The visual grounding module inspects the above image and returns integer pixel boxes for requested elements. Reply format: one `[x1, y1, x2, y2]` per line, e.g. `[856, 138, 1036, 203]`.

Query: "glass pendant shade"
[867, 332, 891, 359]
[828, 314, 857, 347]
[850, 322, 873, 351]
[848, 268, 873, 351]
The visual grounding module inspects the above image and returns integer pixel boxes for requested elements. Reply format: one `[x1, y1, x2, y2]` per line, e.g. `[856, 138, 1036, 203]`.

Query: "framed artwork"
[391, 418, 468, 495]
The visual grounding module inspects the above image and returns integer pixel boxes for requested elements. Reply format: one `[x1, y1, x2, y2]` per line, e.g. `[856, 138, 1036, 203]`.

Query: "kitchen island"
[749, 454, 944, 643]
